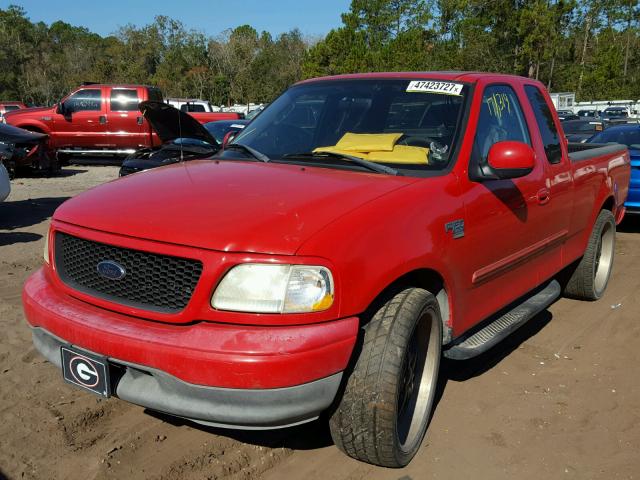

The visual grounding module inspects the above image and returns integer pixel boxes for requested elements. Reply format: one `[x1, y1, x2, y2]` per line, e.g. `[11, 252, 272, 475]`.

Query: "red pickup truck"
[3, 84, 240, 159]
[23, 72, 630, 468]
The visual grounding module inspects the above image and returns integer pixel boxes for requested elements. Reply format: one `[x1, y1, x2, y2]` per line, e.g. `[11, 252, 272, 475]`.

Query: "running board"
[444, 280, 561, 360]
[57, 149, 136, 156]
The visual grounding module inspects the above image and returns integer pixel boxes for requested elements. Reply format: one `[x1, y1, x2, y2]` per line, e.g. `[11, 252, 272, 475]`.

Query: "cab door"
[105, 87, 146, 149]
[521, 84, 573, 281]
[454, 82, 555, 332]
[52, 87, 107, 148]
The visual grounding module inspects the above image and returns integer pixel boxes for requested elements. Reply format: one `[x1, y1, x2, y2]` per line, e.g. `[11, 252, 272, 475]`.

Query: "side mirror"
[486, 141, 535, 179]
[56, 102, 67, 116]
[222, 131, 238, 149]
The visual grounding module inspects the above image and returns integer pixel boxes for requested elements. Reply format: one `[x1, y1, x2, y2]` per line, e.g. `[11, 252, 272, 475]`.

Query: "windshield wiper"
[281, 151, 399, 176]
[225, 143, 270, 162]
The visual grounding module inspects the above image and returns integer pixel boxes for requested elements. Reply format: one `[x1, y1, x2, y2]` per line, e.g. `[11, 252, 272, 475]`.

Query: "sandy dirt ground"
[1, 166, 639, 480]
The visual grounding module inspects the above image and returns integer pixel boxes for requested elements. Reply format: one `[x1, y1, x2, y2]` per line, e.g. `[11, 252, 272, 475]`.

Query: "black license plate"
[61, 346, 111, 398]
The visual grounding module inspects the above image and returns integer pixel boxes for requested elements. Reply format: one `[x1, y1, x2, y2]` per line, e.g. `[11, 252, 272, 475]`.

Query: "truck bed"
[568, 142, 628, 162]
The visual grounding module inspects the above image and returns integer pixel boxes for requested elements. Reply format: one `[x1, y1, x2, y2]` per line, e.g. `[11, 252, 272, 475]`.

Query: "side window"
[110, 89, 140, 111]
[524, 85, 562, 164]
[474, 85, 530, 162]
[181, 104, 205, 112]
[4, 105, 20, 112]
[65, 89, 102, 112]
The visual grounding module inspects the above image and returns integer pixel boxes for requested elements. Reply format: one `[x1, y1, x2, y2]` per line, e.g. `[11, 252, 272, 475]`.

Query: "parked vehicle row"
[2, 84, 241, 161]
[23, 72, 630, 468]
[561, 118, 605, 142]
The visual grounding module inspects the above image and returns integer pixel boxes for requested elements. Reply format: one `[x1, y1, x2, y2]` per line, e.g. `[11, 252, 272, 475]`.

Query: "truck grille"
[54, 232, 203, 313]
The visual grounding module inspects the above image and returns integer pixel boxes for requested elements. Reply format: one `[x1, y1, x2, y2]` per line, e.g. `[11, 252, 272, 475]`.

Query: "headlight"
[43, 229, 50, 264]
[212, 264, 334, 313]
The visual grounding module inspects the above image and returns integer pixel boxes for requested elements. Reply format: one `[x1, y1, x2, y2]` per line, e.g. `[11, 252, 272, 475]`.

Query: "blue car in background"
[588, 124, 640, 214]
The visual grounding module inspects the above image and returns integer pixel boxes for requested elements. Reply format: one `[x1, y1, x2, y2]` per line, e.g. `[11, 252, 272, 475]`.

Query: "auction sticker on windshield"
[407, 81, 464, 96]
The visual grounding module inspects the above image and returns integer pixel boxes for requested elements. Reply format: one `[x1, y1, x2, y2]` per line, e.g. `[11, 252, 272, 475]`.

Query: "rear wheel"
[563, 209, 616, 300]
[329, 288, 442, 467]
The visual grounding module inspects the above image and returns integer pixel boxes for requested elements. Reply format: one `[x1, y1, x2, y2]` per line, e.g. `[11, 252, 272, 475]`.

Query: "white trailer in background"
[549, 92, 576, 110]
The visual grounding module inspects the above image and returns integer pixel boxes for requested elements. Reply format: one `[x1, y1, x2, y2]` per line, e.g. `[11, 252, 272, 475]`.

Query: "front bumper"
[23, 268, 359, 428]
[32, 327, 342, 429]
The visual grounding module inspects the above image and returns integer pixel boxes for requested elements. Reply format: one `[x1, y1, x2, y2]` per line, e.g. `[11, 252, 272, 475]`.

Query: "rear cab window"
[524, 85, 563, 164]
[181, 104, 206, 113]
[147, 87, 164, 103]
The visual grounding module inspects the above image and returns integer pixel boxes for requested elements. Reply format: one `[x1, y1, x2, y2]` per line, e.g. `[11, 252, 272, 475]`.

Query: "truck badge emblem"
[97, 260, 127, 280]
[445, 219, 465, 239]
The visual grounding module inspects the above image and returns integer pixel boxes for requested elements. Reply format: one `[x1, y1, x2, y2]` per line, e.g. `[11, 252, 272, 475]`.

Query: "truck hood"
[54, 160, 416, 255]
[3, 106, 53, 122]
[140, 101, 218, 145]
[0, 122, 48, 144]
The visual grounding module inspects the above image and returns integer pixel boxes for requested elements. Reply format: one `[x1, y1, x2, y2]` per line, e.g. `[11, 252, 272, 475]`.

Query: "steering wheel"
[396, 135, 438, 148]
[270, 123, 314, 153]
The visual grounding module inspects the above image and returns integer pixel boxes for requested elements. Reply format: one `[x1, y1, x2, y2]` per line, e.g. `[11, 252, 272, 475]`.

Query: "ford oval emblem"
[96, 260, 127, 280]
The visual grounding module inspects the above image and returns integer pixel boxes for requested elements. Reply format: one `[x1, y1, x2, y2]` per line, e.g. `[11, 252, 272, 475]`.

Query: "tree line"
[1, 1, 639, 107]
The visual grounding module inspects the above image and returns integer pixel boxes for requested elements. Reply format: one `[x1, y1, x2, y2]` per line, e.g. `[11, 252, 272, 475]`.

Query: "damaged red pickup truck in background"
[23, 72, 630, 468]
[3, 83, 240, 161]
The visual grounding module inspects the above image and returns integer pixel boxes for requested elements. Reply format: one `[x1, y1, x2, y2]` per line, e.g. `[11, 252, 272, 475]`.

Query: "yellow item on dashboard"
[313, 147, 369, 159]
[367, 145, 429, 164]
[314, 132, 429, 165]
[335, 133, 403, 152]
[313, 145, 429, 165]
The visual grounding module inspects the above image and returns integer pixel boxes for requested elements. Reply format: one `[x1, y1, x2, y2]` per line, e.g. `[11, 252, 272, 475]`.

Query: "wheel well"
[18, 125, 44, 134]
[365, 269, 452, 344]
[601, 196, 615, 213]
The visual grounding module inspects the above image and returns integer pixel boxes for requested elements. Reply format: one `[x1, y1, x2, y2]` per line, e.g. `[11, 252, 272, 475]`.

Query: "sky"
[0, 0, 352, 38]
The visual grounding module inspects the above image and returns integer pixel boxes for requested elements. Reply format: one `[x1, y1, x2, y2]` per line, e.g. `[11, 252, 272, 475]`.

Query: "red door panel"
[453, 81, 555, 334]
[105, 87, 146, 149]
[52, 87, 107, 148]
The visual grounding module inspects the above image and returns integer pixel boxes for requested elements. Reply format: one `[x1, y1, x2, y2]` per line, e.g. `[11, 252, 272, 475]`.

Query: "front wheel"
[329, 288, 442, 467]
[563, 209, 616, 300]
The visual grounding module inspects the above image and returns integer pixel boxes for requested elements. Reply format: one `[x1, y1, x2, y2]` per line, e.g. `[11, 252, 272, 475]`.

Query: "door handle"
[537, 188, 551, 205]
[137, 116, 144, 125]
[99, 115, 107, 125]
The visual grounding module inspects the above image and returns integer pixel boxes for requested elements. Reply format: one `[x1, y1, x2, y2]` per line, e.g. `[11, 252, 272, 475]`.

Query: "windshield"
[225, 79, 468, 175]
[589, 127, 640, 148]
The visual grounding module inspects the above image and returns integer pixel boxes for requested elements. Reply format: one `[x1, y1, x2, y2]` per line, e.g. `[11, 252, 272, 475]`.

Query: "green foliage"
[306, 0, 640, 101]
[0, 7, 308, 106]
[0, 1, 639, 105]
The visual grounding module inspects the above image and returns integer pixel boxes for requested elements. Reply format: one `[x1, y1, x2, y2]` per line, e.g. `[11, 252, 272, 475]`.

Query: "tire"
[329, 288, 442, 467]
[563, 209, 616, 300]
[56, 152, 71, 166]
